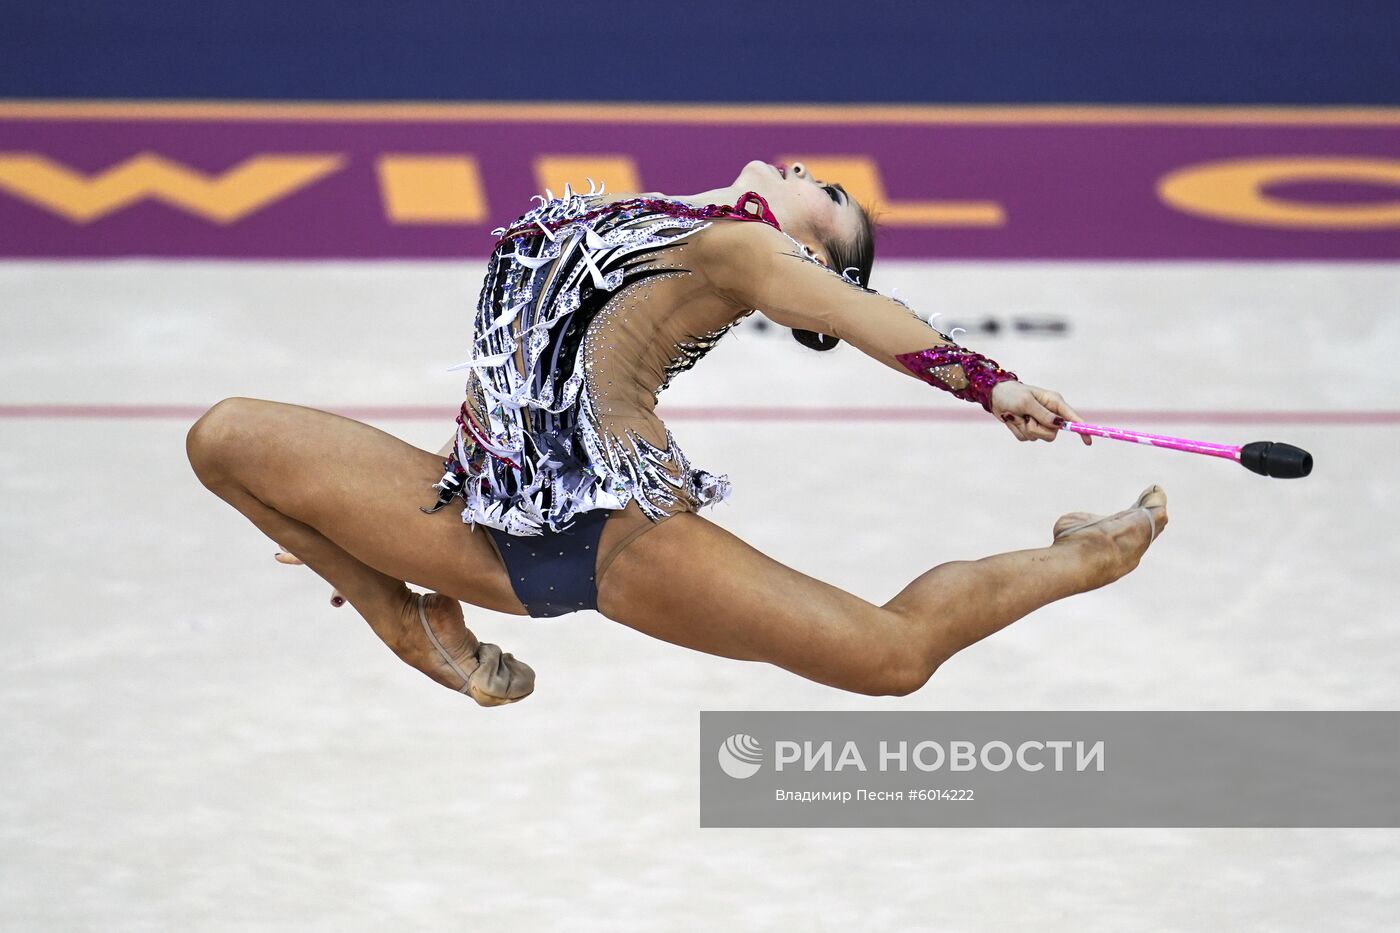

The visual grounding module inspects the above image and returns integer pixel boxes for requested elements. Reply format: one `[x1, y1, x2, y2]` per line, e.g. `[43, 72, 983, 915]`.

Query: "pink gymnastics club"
[1054, 419, 1313, 478]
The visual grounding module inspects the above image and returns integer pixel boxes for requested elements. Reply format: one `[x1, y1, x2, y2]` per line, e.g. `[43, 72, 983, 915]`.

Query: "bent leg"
[187, 397, 526, 614]
[186, 397, 534, 701]
[594, 506, 1158, 697]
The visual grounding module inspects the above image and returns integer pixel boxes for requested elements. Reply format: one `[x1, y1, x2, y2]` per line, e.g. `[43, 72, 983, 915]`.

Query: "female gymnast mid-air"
[186, 160, 1167, 706]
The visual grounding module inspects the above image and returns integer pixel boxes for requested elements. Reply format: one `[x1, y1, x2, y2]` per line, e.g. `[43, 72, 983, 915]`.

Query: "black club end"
[1239, 441, 1313, 479]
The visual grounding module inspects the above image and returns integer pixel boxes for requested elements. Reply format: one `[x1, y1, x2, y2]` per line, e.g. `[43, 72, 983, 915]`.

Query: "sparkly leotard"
[424, 185, 1017, 544]
[424, 187, 787, 536]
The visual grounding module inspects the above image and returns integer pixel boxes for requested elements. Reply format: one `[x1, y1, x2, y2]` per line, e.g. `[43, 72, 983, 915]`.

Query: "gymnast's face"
[735, 160, 865, 267]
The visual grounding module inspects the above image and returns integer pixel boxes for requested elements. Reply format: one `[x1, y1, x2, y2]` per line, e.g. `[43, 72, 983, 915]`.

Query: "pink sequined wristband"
[894, 346, 1019, 413]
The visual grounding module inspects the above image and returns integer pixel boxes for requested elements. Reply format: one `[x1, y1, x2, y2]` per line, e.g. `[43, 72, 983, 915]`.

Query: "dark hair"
[791, 200, 877, 352]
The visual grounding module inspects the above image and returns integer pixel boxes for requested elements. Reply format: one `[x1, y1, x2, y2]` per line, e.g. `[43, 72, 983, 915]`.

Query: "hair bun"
[791, 328, 841, 351]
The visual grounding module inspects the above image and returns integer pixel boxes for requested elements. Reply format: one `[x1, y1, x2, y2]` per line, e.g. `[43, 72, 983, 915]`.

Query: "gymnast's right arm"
[698, 221, 1089, 443]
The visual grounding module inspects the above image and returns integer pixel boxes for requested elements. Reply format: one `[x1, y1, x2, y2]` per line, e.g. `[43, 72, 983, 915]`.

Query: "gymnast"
[186, 161, 1166, 705]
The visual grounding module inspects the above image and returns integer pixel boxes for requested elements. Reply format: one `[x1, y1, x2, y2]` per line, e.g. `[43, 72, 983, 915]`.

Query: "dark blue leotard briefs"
[482, 506, 612, 617]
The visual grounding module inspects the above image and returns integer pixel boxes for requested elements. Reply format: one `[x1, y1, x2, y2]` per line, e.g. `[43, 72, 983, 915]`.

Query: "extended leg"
[882, 487, 1166, 665]
[594, 490, 1166, 696]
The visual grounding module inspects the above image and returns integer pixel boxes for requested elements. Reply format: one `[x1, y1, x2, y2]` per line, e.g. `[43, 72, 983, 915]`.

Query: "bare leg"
[271, 547, 343, 607]
[186, 397, 534, 703]
[186, 397, 1168, 700]
[595, 488, 1168, 696]
[881, 496, 1163, 676]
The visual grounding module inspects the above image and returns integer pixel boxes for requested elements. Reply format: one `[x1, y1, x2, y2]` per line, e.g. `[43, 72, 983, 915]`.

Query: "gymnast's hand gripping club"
[893, 345, 1313, 479]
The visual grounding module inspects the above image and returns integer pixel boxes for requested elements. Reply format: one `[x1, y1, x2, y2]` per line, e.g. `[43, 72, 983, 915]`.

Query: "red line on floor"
[1, 403, 1397, 424]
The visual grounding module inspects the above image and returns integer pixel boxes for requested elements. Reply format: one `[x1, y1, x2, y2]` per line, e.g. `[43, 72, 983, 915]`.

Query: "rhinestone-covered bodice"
[427, 187, 781, 535]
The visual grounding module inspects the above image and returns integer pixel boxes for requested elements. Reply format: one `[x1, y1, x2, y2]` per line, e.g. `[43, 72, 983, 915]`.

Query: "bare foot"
[404, 592, 536, 706]
[1052, 484, 1169, 577]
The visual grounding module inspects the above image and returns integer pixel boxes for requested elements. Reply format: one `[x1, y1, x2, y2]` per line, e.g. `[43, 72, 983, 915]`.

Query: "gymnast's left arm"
[702, 222, 1090, 444]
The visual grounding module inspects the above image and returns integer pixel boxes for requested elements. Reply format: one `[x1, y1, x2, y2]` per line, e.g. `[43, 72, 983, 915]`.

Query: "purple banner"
[0, 103, 1397, 259]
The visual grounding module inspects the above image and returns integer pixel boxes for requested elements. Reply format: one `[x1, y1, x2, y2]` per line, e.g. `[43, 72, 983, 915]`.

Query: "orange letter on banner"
[1159, 157, 1400, 229]
[0, 152, 343, 224]
[534, 156, 641, 199]
[776, 156, 1004, 226]
[378, 155, 488, 223]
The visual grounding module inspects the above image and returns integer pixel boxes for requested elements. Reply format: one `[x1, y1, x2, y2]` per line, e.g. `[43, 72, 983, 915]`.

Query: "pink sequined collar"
[498, 191, 782, 242]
